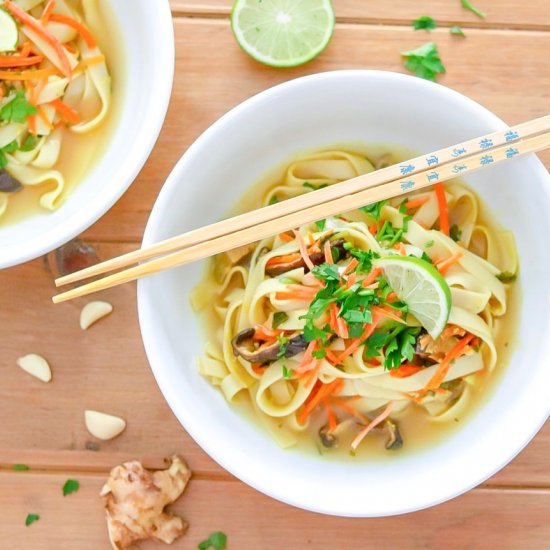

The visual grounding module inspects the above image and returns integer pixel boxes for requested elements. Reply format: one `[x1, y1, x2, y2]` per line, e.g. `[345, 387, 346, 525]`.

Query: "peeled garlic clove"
[17, 354, 52, 383]
[80, 301, 113, 330]
[85, 410, 126, 441]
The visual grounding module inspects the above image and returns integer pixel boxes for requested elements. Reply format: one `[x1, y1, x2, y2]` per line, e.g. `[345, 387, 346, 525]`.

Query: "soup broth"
[192, 144, 518, 459]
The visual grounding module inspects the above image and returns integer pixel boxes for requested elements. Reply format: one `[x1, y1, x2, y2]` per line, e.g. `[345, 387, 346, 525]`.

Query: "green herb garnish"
[198, 531, 228, 550]
[20, 134, 38, 152]
[276, 334, 290, 358]
[413, 15, 436, 31]
[311, 262, 340, 282]
[315, 219, 326, 231]
[62, 479, 80, 496]
[303, 181, 329, 191]
[0, 90, 37, 124]
[450, 25, 466, 36]
[268, 195, 279, 205]
[360, 199, 387, 221]
[460, 0, 486, 18]
[282, 365, 293, 379]
[25, 514, 40, 527]
[12, 464, 29, 471]
[401, 42, 446, 82]
[496, 271, 517, 283]
[450, 224, 462, 242]
[272, 311, 289, 329]
[425, 240, 435, 248]
[0, 140, 18, 169]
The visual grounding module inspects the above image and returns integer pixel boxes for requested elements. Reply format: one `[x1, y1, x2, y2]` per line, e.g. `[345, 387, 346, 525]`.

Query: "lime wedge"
[231, 0, 335, 68]
[0, 10, 18, 53]
[375, 256, 451, 339]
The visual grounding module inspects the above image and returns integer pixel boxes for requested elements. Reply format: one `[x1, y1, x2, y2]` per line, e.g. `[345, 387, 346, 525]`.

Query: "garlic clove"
[80, 301, 113, 330]
[17, 354, 52, 383]
[85, 410, 126, 441]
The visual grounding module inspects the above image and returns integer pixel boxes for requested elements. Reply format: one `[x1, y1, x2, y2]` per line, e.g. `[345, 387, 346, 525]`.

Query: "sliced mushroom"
[383, 419, 403, 450]
[266, 238, 348, 277]
[0, 170, 22, 193]
[319, 425, 338, 448]
[231, 328, 308, 363]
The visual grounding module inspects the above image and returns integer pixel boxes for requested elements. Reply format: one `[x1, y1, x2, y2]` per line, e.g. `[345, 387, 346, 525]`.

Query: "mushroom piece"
[231, 328, 308, 363]
[100, 456, 191, 549]
[319, 425, 338, 448]
[266, 238, 348, 277]
[0, 170, 22, 193]
[382, 419, 403, 450]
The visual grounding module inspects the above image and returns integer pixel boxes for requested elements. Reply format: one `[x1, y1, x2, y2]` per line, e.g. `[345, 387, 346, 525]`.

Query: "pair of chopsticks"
[53, 114, 550, 304]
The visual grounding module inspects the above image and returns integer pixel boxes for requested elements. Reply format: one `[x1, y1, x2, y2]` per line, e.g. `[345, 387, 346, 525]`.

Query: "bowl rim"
[138, 69, 550, 517]
[0, 0, 175, 269]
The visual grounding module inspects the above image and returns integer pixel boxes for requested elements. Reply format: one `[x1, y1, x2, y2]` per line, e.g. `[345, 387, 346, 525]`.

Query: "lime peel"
[375, 255, 451, 339]
[231, 0, 335, 68]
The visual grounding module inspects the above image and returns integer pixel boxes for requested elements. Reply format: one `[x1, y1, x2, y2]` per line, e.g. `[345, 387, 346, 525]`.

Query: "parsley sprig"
[401, 42, 446, 82]
[0, 90, 37, 124]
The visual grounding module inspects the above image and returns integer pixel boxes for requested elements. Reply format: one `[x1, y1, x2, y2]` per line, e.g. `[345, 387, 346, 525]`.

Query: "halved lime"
[0, 10, 18, 53]
[231, 0, 335, 68]
[375, 256, 451, 339]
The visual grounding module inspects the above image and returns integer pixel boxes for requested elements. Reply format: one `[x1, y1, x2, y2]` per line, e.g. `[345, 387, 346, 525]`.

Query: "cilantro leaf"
[450, 224, 462, 242]
[20, 134, 38, 152]
[401, 42, 446, 82]
[413, 16, 436, 31]
[421, 252, 433, 264]
[315, 219, 326, 231]
[268, 195, 279, 205]
[198, 531, 228, 550]
[450, 25, 466, 36]
[383, 327, 421, 370]
[62, 479, 80, 496]
[360, 200, 387, 221]
[311, 263, 340, 282]
[0, 91, 37, 124]
[460, 0, 486, 18]
[303, 181, 329, 191]
[496, 271, 517, 283]
[303, 322, 331, 343]
[364, 332, 388, 359]
[276, 334, 289, 358]
[312, 348, 326, 359]
[272, 312, 288, 329]
[12, 464, 29, 471]
[345, 245, 379, 273]
[282, 365, 293, 379]
[25, 514, 40, 527]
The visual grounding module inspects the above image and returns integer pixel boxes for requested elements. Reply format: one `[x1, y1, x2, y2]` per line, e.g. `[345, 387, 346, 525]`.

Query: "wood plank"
[81, 19, 550, 243]
[170, 0, 550, 30]
[1, 242, 550, 487]
[2, 472, 550, 549]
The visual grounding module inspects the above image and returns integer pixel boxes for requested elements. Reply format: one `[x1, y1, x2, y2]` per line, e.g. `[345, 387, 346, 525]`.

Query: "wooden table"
[2, 1, 550, 548]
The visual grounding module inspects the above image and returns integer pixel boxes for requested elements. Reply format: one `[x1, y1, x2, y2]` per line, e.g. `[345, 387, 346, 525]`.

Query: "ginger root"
[100, 455, 191, 549]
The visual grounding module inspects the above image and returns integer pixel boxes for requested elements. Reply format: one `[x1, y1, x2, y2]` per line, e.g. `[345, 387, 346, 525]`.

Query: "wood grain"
[1, 3, 550, 548]
[170, 0, 550, 30]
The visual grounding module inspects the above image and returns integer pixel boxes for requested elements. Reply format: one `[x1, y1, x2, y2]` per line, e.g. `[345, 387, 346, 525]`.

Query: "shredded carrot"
[18, 41, 33, 58]
[434, 183, 450, 236]
[293, 230, 315, 271]
[332, 398, 368, 423]
[0, 55, 43, 68]
[253, 325, 283, 341]
[37, 105, 53, 129]
[424, 333, 475, 391]
[390, 364, 424, 378]
[80, 54, 105, 67]
[295, 340, 317, 375]
[328, 302, 339, 334]
[40, 0, 56, 24]
[323, 239, 334, 264]
[405, 196, 430, 210]
[368, 222, 378, 235]
[385, 292, 398, 302]
[324, 348, 341, 365]
[48, 13, 97, 48]
[371, 305, 403, 323]
[0, 66, 59, 81]
[5, 0, 72, 78]
[435, 251, 464, 275]
[396, 242, 407, 256]
[301, 359, 322, 386]
[298, 379, 344, 424]
[346, 272, 357, 289]
[361, 267, 382, 288]
[335, 312, 380, 363]
[50, 98, 80, 124]
[324, 400, 338, 431]
[266, 252, 300, 267]
[31, 78, 47, 104]
[343, 258, 359, 276]
[275, 284, 318, 301]
[251, 363, 266, 375]
[27, 114, 37, 135]
[279, 232, 293, 243]
[351, 401, 395, 451]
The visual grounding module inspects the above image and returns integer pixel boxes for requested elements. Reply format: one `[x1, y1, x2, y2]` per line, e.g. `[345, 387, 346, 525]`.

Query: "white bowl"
[138, 70, 550, 516]
[0, 0, 174, 268]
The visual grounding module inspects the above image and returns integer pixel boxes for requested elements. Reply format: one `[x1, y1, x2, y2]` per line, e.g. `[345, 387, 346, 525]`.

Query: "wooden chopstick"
[55, 114, 550, 288]
[52, 126, 550, 304]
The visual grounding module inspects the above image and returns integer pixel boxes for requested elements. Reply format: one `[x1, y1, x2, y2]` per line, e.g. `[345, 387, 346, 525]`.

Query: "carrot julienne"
[298, 379, 344, 424]
[0, 55, 43, 68]
[5, 0, 72, 78]
[335, 312, 380, 363]
[40, 0, 56, 24]
[390, 364, 424, 378]
[435, 251, 464, 275]
[50, 98, 80, 124]
[293, 230, 315, 271]
[48, 13, 97, 48]
[323, 239, 334, 264]
[351, 401, 395, 451]
[361, 267, 382, 288]
[434, 183, 450, 236]
[371, 305, 403, 323]
[423, 333, 475, 391]
[405, 195, 430, 210]
[0, 67, 59, 81]
[343, 258, 358, 276]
